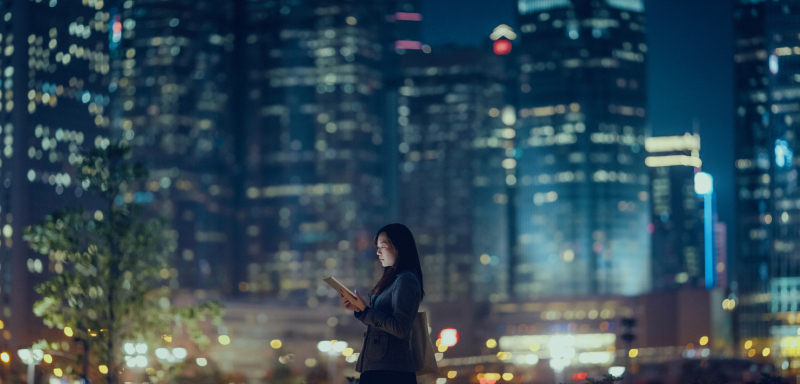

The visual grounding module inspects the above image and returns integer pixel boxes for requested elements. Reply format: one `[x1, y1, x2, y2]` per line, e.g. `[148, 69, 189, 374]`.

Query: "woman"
[339, 223, 425, 384]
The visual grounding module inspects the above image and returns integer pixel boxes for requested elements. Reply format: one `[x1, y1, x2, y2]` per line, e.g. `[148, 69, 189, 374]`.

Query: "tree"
[24, 144, 223, 384]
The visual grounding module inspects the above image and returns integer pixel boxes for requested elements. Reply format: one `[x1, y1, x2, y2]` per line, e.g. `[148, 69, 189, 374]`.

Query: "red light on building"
[572, 372, 588, 380]
[493, 39, 511, 55]
[395, 12, 423, 21]
[395, 40, 423, 50]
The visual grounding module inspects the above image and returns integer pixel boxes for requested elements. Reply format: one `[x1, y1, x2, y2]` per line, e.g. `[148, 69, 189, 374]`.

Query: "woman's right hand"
[340, 290, 359, 311]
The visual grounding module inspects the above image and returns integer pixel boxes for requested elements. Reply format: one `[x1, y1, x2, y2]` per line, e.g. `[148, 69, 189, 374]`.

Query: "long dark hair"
[369, 223, 425, 299]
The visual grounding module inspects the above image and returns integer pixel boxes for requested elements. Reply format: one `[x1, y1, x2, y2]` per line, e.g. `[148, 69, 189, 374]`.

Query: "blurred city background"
[3, 0, 800, 383]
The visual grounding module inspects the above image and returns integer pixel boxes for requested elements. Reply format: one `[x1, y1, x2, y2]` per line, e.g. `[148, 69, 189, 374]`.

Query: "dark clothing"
[358, 370, 417, 384]
[353, 270, 422, 373]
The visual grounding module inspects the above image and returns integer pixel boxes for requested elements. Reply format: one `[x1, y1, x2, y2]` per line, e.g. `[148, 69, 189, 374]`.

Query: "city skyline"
[2, 0, 798, 383]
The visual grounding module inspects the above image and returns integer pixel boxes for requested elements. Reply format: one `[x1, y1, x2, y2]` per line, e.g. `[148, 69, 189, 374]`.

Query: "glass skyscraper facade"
[512, 0, 650, 298]
[395, 47, 509, 303]
[645, 134, 704, 291]
[110, 0, 238, 295]
[239, 0, 389, 304]
[733, 0, 800, 366]
[733, 0, 775, 346]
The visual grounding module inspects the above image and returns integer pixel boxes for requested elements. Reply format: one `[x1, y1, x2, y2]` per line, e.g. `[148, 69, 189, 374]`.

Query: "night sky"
[421, 0, 735, 254]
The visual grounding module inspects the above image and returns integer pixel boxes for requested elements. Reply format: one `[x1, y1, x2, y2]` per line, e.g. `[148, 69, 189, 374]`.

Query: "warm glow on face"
[376, 233, 397, 267]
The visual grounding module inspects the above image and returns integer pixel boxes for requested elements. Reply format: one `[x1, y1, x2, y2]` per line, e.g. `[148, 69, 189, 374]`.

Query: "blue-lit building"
[239, 0, 390, 303]
[110, 0, 238, 294]
[733, 0, 800, 368]
[512, 0, 650, 298]
[395, 47, 510, 303]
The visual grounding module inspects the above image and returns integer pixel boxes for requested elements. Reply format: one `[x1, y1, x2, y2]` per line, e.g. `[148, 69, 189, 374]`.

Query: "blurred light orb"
[439, 328, 459, 347]
[333, 341, 348, 352]
[196, 358, 208, 367]
[135, 343, 147, 354]
[493, 39, 512, 55]
[135, 356, 147, 368]
[317, 341, 332, 353]
[172, 348, 187, 359]
[694, 172, 713, 195]
[218, 335, 231, 345]
[155, 348, 169, 360]
[609, 366, 626, 377]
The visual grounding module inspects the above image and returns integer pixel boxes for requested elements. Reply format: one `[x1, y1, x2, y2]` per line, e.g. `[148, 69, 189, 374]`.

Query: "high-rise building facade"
[512, 0, 650, 298]
[733, 0, 800, 365]
[395, 47, 509, 303]
[111, 0, 238, 294]
[733, 0, 774, 346]
[3, 0, 112, 347]
[645, 134, 704, 291]
[239, 0, 389, 303]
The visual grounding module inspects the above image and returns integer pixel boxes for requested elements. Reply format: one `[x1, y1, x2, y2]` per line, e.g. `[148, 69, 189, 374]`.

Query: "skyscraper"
[733, 0, 800, 361]
[512, 0, 649, 298]
[111, 0, 238, 294]
[645, 134, 704, 291]
[395, 47, 509, 303]
[239, 0, 389, 304]
[4, 0, 112, 347]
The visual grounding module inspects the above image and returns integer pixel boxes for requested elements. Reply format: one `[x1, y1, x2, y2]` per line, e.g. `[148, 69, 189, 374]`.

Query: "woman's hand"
[339, 290, 367, 311]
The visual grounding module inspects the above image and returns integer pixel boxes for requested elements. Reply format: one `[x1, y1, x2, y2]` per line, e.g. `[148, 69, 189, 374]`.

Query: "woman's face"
[376, 233, 397, 267]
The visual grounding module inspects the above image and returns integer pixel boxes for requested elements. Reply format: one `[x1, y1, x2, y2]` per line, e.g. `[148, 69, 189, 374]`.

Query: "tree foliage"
[24, 144, 223, 384]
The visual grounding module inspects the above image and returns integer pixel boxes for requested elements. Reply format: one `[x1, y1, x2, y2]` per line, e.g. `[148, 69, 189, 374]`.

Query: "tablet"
[324, 276, 356, 298]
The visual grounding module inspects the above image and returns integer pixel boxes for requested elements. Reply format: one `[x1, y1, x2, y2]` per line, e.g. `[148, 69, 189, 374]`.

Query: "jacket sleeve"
[357, 273, 421, 339]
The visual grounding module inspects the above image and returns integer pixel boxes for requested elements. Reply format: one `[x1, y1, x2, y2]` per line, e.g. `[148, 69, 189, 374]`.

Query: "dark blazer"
[354, 270, 422, 373]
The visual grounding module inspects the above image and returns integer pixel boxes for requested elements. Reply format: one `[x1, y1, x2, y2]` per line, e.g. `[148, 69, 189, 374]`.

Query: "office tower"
[395, 47, 509, 303]
[645, 134, 704, 291]
[2, 0, 112, 347]
[110, 0, 237, 294]
[733, 0, 800, 360]
[512, 0, 649, 298]
[239, 0, 389, 303]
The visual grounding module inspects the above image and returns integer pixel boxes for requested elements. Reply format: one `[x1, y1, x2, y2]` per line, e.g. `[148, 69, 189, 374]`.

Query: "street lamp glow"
[694, 172, 713, 195]
[17, 350, 30, 362]
[135, 343, 148, 354]
[123, 343, 136, 355]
